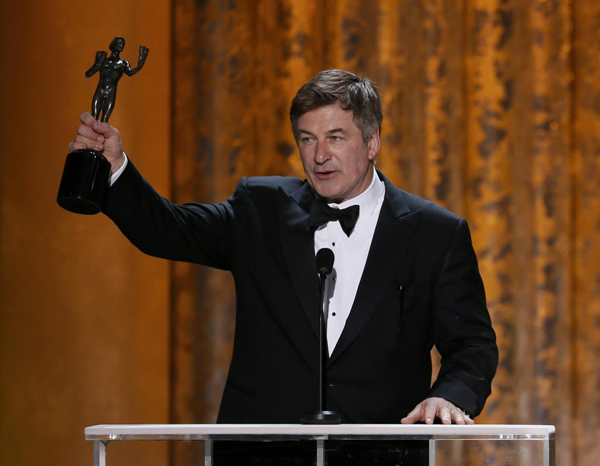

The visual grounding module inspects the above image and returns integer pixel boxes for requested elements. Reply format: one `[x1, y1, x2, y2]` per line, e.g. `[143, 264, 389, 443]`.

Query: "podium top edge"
[84, 423, 556, 440]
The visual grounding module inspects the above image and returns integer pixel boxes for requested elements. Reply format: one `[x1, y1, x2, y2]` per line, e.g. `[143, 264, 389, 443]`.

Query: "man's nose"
[314, 142, 331, 164]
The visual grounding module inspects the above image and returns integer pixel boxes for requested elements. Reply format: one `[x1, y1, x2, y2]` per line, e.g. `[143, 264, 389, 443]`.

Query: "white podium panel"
[85, 424, 555, 466]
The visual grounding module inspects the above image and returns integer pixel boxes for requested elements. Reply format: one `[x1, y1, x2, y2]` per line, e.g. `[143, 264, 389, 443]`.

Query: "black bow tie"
[309, 198, 360, 237]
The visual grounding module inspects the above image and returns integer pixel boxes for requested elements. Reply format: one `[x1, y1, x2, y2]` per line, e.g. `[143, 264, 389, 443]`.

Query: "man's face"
[297, 104, 380, 203]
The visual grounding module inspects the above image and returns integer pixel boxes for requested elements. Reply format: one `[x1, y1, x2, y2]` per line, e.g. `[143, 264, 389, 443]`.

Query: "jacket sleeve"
[101, 158, 249, 270]
[428, 218, 499, 417]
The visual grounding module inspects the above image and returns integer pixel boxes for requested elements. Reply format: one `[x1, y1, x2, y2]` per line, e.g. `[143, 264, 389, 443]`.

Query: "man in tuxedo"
[69, 70, 497, 427]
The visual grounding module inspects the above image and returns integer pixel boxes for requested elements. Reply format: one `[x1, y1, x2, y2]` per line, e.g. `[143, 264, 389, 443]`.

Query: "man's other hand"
[401, 397, 474, 425]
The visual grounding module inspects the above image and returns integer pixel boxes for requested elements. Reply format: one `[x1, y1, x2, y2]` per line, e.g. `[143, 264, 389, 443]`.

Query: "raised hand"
[68, 112, 126, 174]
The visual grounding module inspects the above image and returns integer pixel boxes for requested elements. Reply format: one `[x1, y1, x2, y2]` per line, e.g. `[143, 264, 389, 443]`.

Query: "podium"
[85, 424, 555, 466]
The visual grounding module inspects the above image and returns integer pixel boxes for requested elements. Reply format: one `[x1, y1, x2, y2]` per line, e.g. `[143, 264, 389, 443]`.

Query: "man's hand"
[69, 112, 125, 174]
[401, 397, 474, 425]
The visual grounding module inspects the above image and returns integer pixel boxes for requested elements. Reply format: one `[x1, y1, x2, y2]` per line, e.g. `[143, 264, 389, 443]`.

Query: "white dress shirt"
[314, 168, 385, 355]
[109, 153, 128, 185]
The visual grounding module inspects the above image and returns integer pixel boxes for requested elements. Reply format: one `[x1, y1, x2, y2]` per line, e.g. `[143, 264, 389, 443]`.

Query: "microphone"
[316, 247, 334, 276]
[301, 248, 341, 424]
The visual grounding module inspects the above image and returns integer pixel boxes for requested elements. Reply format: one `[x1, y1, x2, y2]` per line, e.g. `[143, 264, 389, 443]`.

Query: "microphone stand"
[301, 264, 341, 424]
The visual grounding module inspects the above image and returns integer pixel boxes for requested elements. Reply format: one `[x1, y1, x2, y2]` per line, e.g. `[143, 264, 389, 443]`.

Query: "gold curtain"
[0, 1, 172, 466]
[171, 1, 600, 465]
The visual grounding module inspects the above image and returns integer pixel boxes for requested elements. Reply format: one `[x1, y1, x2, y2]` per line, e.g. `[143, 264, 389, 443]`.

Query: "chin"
[314, 188, 337, 201]
[310, 180, 345, 202]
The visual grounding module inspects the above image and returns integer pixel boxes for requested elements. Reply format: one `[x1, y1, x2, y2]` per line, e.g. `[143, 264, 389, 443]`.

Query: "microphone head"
[316, 248, 335, 275]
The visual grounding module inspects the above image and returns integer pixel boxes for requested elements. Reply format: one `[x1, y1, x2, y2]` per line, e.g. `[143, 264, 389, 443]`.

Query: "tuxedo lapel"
[328, 176, 423, 366]
[277, 183, 321, 339]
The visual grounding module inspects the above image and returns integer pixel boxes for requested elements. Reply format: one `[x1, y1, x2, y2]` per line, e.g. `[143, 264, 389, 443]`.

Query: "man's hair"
[290, 69, 383, 145]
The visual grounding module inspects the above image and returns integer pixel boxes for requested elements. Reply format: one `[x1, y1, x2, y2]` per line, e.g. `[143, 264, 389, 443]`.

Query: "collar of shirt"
[326, 167, 385, 237]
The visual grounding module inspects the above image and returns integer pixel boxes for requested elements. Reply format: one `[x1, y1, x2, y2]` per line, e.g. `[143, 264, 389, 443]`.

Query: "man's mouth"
[314, 170, 337, 180]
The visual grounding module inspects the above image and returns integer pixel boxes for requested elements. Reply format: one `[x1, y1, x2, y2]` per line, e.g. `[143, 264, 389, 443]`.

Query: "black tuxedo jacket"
[103, 160, 498, 424]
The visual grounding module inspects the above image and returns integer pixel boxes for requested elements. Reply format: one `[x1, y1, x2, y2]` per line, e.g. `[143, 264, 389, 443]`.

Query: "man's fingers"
[402, 397, 478, 426]
[463, 413, 475, 425]
[440, 406, 452, 425]
[447, 406, 475, 425]
[423, 402, 437, 424]
[77, 123, 104, 142]
[400, 405, 423, 424]
[69, 112, 126, 175]
[402, 397, 476, 425]
[74, 113, 105, 151]
[68, 141, 100, 152]
[78, 112, 118, 139]
[449, 408, 465, 425]
[79, 112, 97, 126]
[92, 120, 122, 142]
[73, 133, 104, 151]
[75, 112, 123, 155]
[68, 141, 85, 152]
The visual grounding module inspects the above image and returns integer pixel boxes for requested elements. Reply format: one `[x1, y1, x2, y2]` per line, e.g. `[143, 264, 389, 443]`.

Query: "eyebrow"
[298, 129, 314, 136]
[298, 128, 348, 136]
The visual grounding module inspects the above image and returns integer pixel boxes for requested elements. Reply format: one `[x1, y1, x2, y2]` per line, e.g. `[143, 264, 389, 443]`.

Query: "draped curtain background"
[170, 1, 600, 465]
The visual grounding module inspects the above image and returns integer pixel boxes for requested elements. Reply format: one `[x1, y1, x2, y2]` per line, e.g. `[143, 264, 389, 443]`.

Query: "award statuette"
[57, 36, 149, 214]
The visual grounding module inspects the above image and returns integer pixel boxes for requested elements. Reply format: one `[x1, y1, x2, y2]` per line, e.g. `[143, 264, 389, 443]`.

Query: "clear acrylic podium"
[85, 424, 555, 466]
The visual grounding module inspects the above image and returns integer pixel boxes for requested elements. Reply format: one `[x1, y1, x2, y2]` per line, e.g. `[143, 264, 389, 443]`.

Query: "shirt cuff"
[109, 153, 128, 186]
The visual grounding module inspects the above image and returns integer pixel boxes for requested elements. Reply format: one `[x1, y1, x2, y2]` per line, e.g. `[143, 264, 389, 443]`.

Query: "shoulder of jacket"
[390, 187, 464, 228]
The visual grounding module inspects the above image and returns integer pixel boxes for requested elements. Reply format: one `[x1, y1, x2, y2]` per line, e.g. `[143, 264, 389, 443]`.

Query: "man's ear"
[367, 130, 381, 161]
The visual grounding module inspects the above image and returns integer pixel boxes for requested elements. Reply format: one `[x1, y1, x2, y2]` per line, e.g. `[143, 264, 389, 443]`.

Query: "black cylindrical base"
[301, 411, 341, 425]
[57, 149, 111, 215]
